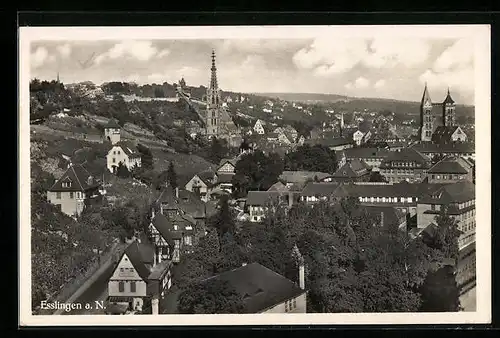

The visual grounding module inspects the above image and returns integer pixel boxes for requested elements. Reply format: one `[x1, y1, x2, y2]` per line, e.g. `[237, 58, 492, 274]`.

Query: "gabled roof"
[105, 118, 121, 129]
[418, 181, 475, 205]
[113, 141, 141, 158]
[279, 171, 331, 184]
[218, 158, 238, 169]
[151, 213, 176, 247]
[332, 160, 370, 178]
[119, 241, 155, 281]
[428, 158, 469, 174]
[306, 137, 352, 148]
[48, 163, 101, 192]
[201, 262, 306, 313]
[267, 181, 289, 192]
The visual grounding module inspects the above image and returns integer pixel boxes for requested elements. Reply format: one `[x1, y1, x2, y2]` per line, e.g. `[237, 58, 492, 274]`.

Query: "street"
[62, 261, 115, 315]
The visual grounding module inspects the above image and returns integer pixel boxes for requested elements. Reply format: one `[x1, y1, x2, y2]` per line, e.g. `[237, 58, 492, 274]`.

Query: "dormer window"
[62, 179, 72, 188]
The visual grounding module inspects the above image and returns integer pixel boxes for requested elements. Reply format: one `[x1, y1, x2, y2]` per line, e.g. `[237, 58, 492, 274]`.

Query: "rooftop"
[201, 263, 306, 313]
[428, 158, 469, 174]
[48, 163, 101, 192]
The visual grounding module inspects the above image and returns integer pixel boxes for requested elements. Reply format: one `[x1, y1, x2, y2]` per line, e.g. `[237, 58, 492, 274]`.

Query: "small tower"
[56, 71, 60, 83]
[442, 87, 456, 127]
[340, 112, 345, 137]
[104, 118, 121, 145]
[206, 50, 221, 138]
[420, 83, 434, 142]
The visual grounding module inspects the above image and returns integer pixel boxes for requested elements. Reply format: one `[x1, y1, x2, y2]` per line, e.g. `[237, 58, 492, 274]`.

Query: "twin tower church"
[419, 83, 467, 143]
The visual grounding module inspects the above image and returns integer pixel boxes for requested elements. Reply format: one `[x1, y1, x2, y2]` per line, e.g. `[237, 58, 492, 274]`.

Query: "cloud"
[219, 39, 307, 55]
[363, 38, 431, 68]
[31, 46, 54, 69]
[433, 38, 473, 73]
[294, 37, 431, 76]
[374, 79, 386, 88]
[56, 44, 72, 58]
[354, 77, 370, 88]
[293, 38, 367, 74]
[344, 77, 370, 90]
[418, 38, 475, 96]
[419, 67, 474, 92]
[94, 40, 169, 65]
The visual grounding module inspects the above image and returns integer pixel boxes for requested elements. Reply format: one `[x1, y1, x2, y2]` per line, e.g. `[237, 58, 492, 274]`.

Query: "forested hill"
[255, 92, 475, 118]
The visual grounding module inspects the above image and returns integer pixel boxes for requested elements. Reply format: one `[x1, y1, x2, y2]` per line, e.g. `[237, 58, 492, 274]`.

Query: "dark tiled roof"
[443, 90, 455, 104]
[431, 126, 464, 143]
[382, 147, 430, 165]
[48, 164, 101, 192]
[151, 213, 175, 247]
[202, 263, 306, 313]
[306, 137, 352, 148]
[267, 181, 289, 192]
[246, 191, 290, 206]
[418, 181, 475, 204]
[105, 118, 121, 129]
[147, 259, 172, 281]
[301, 182, 342, 196]
[113, 141, 141, 158]
[218, 158, 238, 168]
[216, 173, 235, 184]
[279, 171, 331, 184]
[411, 142, 475, 154]
[332, 160, 370, 178]
[344, 147, 391, 159]
[120, 241, 154, 281]
[428, 158, 468, 174]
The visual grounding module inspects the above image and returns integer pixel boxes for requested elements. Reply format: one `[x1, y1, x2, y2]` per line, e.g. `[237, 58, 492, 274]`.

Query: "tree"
[231, 150, 284, 198]
[116, 162, 130, 178]
[284, 144, 338, 174]
[369, 171, 388, 183]
[136, 143, 154, 169]
[419, 265, 461, 312]
[207, 137, 228, 164]
[426, 206, 461, 262]
[167, 161, 178, 189]
[177, 279, 245, 314]
[209, 195, 236, 240]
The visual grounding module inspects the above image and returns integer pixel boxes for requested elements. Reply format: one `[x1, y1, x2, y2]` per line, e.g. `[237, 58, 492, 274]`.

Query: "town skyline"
[30, 37, 475, 105]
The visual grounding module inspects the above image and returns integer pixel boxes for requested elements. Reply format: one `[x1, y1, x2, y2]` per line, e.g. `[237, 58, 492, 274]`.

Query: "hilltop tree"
[419, 265, 461, 312]
[284, 144, 338, 174]
[425, 206, 461, 262]
[166, 161, 178, 189]
[231, 150, 284, 198]
[208, 137, 229, 165]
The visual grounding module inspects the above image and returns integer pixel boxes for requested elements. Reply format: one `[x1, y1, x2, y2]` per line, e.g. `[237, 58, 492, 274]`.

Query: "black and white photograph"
[18, 25, 491, 326]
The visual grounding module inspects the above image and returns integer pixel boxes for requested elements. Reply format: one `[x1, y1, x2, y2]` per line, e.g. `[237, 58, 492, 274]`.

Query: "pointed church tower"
[56, 71, 60, 83]
[442, 87, 456, 127]
[206, 50, 221, 138]
[420, 83, 434, 142]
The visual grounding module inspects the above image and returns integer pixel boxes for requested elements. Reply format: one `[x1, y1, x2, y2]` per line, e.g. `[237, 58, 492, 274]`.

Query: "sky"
[29, 37, 475, 104]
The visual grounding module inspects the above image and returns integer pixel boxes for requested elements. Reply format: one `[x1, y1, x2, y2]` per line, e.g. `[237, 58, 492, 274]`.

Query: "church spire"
[56, 71, 60, 83]
[420, 82, 432, 107]
[443, 87, 455, 104]
[210, 49, 218, 90]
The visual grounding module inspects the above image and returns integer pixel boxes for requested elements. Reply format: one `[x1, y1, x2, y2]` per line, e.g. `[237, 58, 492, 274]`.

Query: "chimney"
[288, 192, 294, 208]
[151, 208, 155, 219]
[151, 297, 159, 315]
[153, 248, 157, 267]
[175, 187, 179, 198]
[298, 258, 305, 290]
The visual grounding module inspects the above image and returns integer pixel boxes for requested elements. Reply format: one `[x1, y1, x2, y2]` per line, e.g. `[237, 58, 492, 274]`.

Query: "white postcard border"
[18, 24, 491, 326]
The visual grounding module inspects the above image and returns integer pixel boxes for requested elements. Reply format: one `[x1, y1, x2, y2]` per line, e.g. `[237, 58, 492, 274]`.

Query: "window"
[431, 204, 436, 211]
[112, 158, 116, 163]
[56, 192, 61, 199]
[184, 236, 192, 246]
[118, 281, 124, 292]
[117, 150, 121, 155]
[120, 268, 124, 272]
[113, 151, 116, 155]
[293, 299, 297, 309]
[70, 192, 74, 199]
[130, 281, 136, 292]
